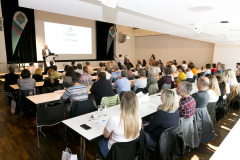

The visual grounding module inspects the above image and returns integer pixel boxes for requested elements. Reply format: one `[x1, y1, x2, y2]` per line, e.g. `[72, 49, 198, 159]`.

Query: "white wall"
[135, 35, 214, 69]
[34, 10, 96, 61]
[0, 1, 8, 73]
[213, 44, 240, 70]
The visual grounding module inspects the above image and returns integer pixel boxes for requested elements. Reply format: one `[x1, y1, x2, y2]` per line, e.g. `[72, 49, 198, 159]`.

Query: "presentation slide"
[44, 22, 92, 54]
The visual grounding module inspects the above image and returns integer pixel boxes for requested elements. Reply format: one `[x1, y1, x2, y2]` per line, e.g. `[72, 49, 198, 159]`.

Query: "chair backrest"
[37, 103, 65, 126]
[128, 77, 134, 80]
[100, 94, 120, 108]
[70, 98, 96, 118]
[207, 102, 217, 114]
[16, 89, 36, 115]
[106, 130, 146, 160]
[159, 123, 184, 160]
[135, 87, 148, 94]
[186, 78, 194, 83]
[161, 83, 171, 90]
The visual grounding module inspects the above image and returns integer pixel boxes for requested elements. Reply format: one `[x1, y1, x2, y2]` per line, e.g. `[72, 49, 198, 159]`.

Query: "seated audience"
[226, 69, 238, 87]
[236, 68, 240, 83]
[32, 68, 43, 82]
[190, 63, 197, 78]
[192, 77, 209, 108]
[185, 66, 194, 81]
[147, 66, 159, 95]
[158, 67, 172, 90]
[71, 61, 77, 70]
[52, 65, 60, 79]
[17, 69, 36, 90]
[170, 61, 177, 73]
[211, 63, 217, 73]
[154, 61, 161, 75]
[43, 69, 59, 88]
[86, 62, 94, 75]
[104, 67, 112, 80]
[207, 76, 221, 103]
[106, 62, 111, 68]
[126, 65, 134, 79]
[44, 60, 55, 75]
[159, 62, 166, 75]
[125, 59, 133, 68]
[203, 64, 211, 76]
[4, 65, 20, 91]
[80, 66, 92, 84]
[182, 61, 188, 70]
[110, 66, 121, 83]
[216, 76, 228, 101]
[117, 62, 122, 70]
[173, 59, 177, 65]
[27, 62, 36, 75]
[97, 62, 105, 75]
[142, 59, 147, 67]
[134, 64, 140, 77]
[90, 72, 114, 105]
[75, 63, 83, 75]
[61, 72, 88, 102]
[176, 65, 186, 85]
[62, 66, 74, 88]
[132, 68, 147, 92]
[176, 81, 196, 118]
[113, 70, 131, 95]
[214, 70, 221, 77]
[62, 65, 69, 78]
[99, 91, 141, 158]
[143, 89, 179, 148]
[221, 64, 226, 73]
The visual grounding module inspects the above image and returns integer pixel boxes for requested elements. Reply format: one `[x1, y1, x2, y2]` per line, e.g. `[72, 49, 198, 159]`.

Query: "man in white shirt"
[104, 67, 112, 80]
[118, 54, 124, 66]
[27, 62, 36, 75]
[170, 61, 177, 72]
[182, 61, 188, 70]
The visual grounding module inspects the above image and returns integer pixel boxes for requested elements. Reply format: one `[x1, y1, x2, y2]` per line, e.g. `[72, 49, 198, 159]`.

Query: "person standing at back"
[118, 54, 124, 66]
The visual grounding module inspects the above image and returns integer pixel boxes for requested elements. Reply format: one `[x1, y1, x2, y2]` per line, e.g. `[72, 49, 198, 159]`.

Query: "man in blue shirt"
[113, 70, 131, 95]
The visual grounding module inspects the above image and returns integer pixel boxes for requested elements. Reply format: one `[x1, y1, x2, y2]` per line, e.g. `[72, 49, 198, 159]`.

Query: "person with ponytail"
[176, 65, 186, 85]
[43, 69, 59, 87]
[99, 91, 142, 158]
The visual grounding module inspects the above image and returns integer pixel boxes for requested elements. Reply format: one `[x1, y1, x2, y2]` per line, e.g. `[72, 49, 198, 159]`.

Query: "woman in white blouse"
[203, 63, 212, 76]
[207, 75, 221, 102]
[132, 68, 147, 92]
[99, 91, 142, 158]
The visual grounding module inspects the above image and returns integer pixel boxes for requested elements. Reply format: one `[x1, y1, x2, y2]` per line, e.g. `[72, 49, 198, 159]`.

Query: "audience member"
[4, 65, 20, 91]
[185, 66, 194, 80]
[147, 66, 159, 95]
[99, 91, 141, 158]
[110, 66, 121, 83]
[90, 72, 114, 105]
[43, 69, 59, 87]
[176, 81, 196, 118]
[158, 67, 172, 90]
[203, 64, 211, 76]
[106, 62, 111, 68]
[192, 77, 209, 108]
[52, 65, 60, 79]
[62, 65, 69, 78]
[104, 67, 112, 80]
[126, 65, 134, 78]
[62, 66, 74, 88]
[207, 76, 221, 103]
[134, 64, 140, 77]
[142, 59, 147, 67]
[125, 59, 133, 68]
[159, 62, 166, 75]
[61, 72, 88, 102]
[214, 70, 221, 77]
[190, 63, 197, 77]
[226, 69, 238, 87]
[170, 61, 177, 72]
[112, 70, 131, 95]
[71, 61, 77, 70]
[44, 60, 55, 75]
[97, 62, 105, 75]
[211, 63, 217, 73]
[117, 62, 122, 70]
[132, 68, 147, 92]
[80, 66, 92, 84]
[32, 68, 43, 82]
[17, 69, 36, 90]
[76, 63, 83, 75]
[176, 65, 186, 85]
[86, 62, 94, 75]
[182, 61, 188, 70]
[173, 59, 177, 65]
[143, 89, 179, 148]
[27, 62, 36, 75]
[154, 61, 161, 75]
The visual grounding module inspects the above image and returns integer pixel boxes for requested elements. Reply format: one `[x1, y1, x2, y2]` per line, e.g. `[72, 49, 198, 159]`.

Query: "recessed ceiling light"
[220, 21, 229, 23]
[188, 6, 214, 12]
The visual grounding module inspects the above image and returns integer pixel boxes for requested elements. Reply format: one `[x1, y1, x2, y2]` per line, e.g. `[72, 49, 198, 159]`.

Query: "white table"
[210, 119, 240, 160]
[62, 94, 162, 159]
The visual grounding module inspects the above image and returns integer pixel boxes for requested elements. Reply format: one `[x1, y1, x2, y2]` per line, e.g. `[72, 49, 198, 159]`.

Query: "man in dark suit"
[42, 45, 51, 69]
[4, 65, 20, 92]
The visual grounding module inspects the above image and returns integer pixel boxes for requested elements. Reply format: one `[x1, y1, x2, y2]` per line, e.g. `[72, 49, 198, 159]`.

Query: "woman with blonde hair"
[225, 69, 239, 106]
[43, 69, 59, 88]
[99, 91, 141, 158]
[32, 68, 43, 82]
[207, 75, 221, 102]
[143, 89, 179, 148]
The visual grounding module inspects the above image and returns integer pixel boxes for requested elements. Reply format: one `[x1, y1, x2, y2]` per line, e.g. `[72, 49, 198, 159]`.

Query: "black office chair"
[135, 87, 148, 94]
[96, 130, 146, 160]
[36, 103, 65, 148]
[128, 77, 135, 80]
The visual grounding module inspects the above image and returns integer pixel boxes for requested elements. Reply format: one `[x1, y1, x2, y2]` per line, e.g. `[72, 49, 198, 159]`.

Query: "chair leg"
[39, 127, 46, 137]
[37, 126, 40, 149]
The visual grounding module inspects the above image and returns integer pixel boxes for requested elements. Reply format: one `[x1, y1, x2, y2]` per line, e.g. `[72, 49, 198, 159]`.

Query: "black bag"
[215, 105, 228, 121]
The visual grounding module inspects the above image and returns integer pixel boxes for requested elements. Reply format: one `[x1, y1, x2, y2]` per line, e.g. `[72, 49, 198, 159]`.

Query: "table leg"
[80, 136, 86, 160]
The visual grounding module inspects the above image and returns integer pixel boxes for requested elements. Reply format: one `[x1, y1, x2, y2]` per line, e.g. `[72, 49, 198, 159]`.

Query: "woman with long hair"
[99, 91, 141, 158]
[176, 65, 186, 85]
[143, 89, 179, 148]
[207, 75, 221, 102]
[43, 69, 59, 88]
[32, 68, 43, 82]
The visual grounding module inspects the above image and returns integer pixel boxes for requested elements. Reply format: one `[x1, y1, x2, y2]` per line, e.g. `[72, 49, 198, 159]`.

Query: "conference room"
[0, 0, 240, 160]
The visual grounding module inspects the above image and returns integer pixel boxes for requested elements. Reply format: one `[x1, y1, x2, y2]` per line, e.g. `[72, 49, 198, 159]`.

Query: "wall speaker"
[119, 32, 127, 43]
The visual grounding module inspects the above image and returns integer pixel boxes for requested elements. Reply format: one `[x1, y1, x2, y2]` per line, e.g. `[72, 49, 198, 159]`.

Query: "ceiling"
[18, 0, 240, 44]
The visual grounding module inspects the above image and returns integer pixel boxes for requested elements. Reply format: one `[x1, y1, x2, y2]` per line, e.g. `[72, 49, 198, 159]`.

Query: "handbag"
[62, 148, 78, 160]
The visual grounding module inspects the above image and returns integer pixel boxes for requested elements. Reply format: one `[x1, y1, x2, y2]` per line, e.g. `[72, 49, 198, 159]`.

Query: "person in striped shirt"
[60, 72, 88, 102]
[80, 66, 92, 84]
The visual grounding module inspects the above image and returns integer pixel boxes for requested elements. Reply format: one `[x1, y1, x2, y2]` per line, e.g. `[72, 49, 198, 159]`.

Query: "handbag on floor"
[62, 148, 78, 160]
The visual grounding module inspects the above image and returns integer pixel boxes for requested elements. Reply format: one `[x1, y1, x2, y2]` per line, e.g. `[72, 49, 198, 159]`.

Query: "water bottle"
[102, 104, 108, 116]
[201, 66, 203, 70]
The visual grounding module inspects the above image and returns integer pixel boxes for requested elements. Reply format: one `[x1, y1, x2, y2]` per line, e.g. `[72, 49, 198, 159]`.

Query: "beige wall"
[135, 35, 214, 69]
[213, 44, 240, 70]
